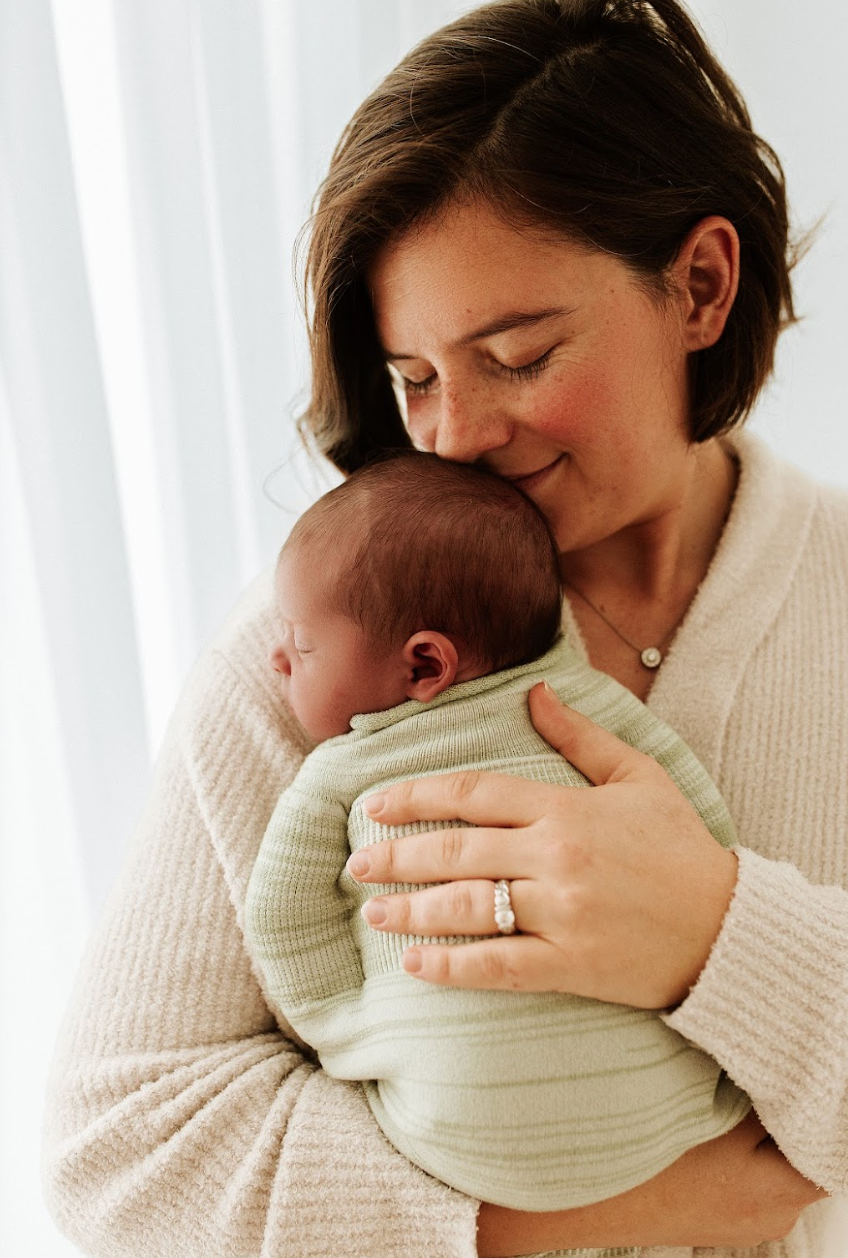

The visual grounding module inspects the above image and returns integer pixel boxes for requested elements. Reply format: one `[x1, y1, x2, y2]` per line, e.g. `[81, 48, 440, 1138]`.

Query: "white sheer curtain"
[0, 0, 845, 1253]
[0, 1, 471, 1252]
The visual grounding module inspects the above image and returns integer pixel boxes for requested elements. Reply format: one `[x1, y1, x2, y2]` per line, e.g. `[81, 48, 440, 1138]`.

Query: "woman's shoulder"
[724, 430, 848, 575]
[730, 429, 848, 518]
[811, 475, 848, 529]
[208, 566, 280, 692]
[770, 445, 848, 557]
[169, 567, 313, 767]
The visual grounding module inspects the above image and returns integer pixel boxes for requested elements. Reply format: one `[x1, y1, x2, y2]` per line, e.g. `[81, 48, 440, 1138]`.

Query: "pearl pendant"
[640, 646, 663, 669]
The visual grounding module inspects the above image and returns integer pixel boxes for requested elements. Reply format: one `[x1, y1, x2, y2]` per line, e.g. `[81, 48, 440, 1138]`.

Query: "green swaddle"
[245, 636, 749, 1226]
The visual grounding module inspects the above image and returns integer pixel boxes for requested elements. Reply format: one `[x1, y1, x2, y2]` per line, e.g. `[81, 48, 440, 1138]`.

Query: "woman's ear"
[673, 215, 740, 352]
[402, 632, 459, 702]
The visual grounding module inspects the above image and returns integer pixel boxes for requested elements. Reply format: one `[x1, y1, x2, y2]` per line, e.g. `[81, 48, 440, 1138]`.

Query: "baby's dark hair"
[284, 452, 562, 672]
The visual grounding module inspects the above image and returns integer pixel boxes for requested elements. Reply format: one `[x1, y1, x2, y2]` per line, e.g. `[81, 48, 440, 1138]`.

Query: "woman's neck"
[560, 438, 737, 601]
[559, 438, 738, 697]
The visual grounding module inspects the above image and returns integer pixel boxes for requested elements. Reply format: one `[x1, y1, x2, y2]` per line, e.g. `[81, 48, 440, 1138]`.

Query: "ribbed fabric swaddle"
[245, 636, 749, 1228]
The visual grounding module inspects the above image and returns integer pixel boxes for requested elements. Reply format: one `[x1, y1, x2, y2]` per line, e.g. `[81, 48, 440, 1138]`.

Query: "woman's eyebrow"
[383, 306, 575, 361]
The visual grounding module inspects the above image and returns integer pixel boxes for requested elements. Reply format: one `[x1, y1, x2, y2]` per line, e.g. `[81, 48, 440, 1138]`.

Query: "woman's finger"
[361, 877, 537, 937]
[362, 768, 558, 827]
[401, 934, 566, 991]
[347, 827, 547, 884]
[528, 682, 654, 786]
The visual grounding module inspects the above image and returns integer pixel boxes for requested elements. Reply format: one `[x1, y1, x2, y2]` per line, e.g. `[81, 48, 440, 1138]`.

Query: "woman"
[43, 2, 848, 1257]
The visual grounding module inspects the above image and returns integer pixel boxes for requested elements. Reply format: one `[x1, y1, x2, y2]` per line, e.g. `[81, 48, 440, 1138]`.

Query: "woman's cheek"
[528, 375, 603, 447]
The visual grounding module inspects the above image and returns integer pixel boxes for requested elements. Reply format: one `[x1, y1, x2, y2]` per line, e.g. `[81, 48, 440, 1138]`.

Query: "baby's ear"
[402, 632, 458, 702]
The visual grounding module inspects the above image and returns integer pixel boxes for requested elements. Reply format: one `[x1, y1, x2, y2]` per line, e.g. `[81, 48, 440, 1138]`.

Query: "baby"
[244, 452, 749, 1221]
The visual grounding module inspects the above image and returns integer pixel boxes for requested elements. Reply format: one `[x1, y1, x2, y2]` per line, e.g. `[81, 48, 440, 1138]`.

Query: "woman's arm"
[477, 1114, 825, 1257]
[42, 626, 478, 1258]
[663, 844, 848, 1198]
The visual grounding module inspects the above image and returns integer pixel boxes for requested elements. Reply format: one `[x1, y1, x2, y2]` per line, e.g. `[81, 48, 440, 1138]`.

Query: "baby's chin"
[295, 688, 412, 742]
[295, 710, 357, 743]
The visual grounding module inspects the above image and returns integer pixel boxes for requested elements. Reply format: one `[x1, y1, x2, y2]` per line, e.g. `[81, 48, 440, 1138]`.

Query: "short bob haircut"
[301, 0, 799, 475]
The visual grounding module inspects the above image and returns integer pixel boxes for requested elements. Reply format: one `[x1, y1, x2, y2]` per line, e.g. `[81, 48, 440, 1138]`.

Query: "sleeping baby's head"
[270, 451, 562, 740]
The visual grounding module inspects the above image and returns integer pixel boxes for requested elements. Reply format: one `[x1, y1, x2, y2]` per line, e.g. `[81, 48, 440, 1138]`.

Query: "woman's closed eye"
[398, 347, 555, 397]
[403, 372, 438, 397]
[501, 347, 554, 382]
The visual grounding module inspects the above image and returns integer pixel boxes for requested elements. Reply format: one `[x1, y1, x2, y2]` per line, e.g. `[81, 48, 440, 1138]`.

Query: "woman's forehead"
[369, 201, 620, 353]
[371, 200, 565, 290]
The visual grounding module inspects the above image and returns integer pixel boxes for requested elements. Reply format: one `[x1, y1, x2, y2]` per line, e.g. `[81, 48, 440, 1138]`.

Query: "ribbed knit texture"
[244, 637, 746, 1218]
[41, 433, 848, 1258]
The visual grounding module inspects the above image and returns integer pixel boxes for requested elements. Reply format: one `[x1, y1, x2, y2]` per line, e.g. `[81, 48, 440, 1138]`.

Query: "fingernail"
[403, 948, 423, 974]
[347, 852, 370, 878]
[364, 792, 386, 816]
[543, 682, 556, 699]
[361, 899, 386, 925]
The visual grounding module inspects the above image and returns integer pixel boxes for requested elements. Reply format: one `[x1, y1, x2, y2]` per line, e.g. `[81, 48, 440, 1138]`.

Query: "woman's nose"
[419, 388, 512, 463]
[269, 643, 290, 675]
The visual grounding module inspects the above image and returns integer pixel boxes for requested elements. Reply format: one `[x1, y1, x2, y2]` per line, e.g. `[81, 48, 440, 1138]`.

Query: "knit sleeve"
[41, 634, 479, 1258]
[662, 846, 848, 1194]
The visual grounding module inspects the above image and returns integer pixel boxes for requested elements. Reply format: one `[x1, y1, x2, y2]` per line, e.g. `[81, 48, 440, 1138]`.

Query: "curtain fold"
[110, 0, 249, 660]
[0, 0, 149, 914]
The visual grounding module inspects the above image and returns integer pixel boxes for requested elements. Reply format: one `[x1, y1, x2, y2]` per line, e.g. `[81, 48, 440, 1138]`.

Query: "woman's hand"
[476, 1113, 827, 1256]
[348, 682, 739, 1009]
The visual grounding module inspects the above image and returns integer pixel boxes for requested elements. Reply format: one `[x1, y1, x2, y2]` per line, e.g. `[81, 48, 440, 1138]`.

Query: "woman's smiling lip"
[503, 455, 565, 491]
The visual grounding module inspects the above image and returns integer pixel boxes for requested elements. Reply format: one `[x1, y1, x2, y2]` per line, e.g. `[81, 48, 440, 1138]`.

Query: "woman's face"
[369, 199, 695, 555]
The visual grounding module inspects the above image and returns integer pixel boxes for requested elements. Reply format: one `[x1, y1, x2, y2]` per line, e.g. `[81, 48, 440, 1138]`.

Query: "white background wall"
[688, 1, 847, 481]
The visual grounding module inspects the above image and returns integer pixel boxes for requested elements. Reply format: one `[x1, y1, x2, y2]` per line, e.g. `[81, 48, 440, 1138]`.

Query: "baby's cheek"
[315, 682, 358, 740]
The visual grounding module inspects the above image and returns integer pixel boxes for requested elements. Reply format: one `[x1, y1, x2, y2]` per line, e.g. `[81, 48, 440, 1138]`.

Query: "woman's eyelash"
[401, 349, 553, 396]
[404, 374, 437, 396]
[503, 349, 553, 381]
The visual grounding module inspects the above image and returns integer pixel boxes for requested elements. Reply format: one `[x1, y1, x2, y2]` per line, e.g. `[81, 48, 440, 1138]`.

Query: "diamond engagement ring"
[493, 879, 516, 935]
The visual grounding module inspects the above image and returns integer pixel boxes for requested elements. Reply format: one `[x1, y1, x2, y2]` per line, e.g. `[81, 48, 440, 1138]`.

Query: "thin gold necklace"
[564, 582, 673, 670]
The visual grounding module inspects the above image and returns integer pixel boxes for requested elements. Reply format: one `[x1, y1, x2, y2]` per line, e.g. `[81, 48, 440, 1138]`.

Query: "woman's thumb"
[527, 681, 642, 785]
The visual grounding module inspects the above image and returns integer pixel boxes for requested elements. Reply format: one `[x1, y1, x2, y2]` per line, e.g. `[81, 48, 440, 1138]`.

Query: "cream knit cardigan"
[42, 432, 848, 1258]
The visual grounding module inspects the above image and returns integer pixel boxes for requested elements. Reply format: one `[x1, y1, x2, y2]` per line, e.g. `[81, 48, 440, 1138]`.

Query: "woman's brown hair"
[301, 0, 798, 474]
